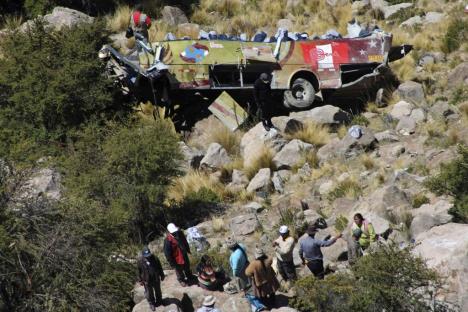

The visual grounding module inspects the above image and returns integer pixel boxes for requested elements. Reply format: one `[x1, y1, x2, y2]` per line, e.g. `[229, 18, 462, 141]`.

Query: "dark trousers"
[260, 293, 276, 309]
[144, 279, 162, 306]
[257, 101, 273, 130]
[175, 262, 192, 283]
[306, 259, 324, 279]
[277, 259, 297, 281]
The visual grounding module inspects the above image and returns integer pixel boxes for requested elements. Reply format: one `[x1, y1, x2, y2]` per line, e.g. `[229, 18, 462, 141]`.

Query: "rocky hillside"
[1, 0, 467, 311]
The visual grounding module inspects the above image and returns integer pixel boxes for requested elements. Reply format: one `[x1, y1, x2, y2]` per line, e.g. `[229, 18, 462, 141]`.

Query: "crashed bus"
[99, 29, 412, 123]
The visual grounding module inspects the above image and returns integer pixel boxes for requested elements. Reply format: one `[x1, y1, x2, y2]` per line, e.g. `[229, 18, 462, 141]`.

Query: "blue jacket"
[229, 244, 248, 277]
[299, 235, 335, 261]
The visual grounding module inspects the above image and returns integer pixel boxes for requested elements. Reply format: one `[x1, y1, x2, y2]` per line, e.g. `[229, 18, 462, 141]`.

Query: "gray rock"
[273, 139, 314, 170]
[409, 108, 426, 124]
[271, 116, 304, 135]
[200, 143, 231, 171]
[429, 101, 455, 118]
[230, 169, 249, 186]
[277, 19, 294, 31]
[220, 297, 252, 312]
[414, 223, 468, 311]
[382, 2, 413, 19]
[317, 138, 341, 162]
[390, 100, 414, 120]
[244, 201, 264, 213]
[376, 88, 389, 107]
[240, 123, 286, 168]
[22, 168, 62, 200]
[352, 0, 369, 14]
[161, 6, 188, 26]
[319, 180, 335, 196]
[375, 129, 400, 142]
[424, 12, 444, 24]
[230, 214, 259, 236]
[132, 300, 181, 312]
[45, 7, 94, 30]
[397, 81, 425, 105]
[326, 0, 350, 6]
[339, 127, 378, 158]
[272, 171, 286, 193]
[418, 54, 435, 66]
[411, 199, 453, 238]
[178, 142, 204, 170]
[391, 144, 405, 157]
[447, 63, 468, 88]
[290, 105, 351, 125]
[400, 15, 422, 27]
[370, 0, 389, 10]
[297, 162, 312, 177]
[247, 168, 271, 193]
[132, 283, 145, 304]
[271, 308, 299, 312]
[396, 116, 417, 135]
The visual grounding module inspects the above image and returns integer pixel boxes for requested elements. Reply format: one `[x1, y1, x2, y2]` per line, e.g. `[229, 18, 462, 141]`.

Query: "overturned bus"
[99, 30, 412, 121]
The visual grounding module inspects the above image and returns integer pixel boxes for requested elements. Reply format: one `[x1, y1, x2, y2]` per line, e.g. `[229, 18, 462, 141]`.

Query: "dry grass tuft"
[212, 217, 227, 233]
[459, 102, 468, 120]
[207, 125, 242, 156]
[167, 170, 225, 204]
[360, 154, 375, 170]
[286, 121, 331, 147]
[107, 5, 132, 33]
[244, 146, 276, 180]
[337, 125, 348, 139]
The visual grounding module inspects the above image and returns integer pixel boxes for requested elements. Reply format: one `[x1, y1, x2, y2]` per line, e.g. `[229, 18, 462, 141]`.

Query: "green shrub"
[443, 17, 468, 53]
[328, 179, 362, 201]
[351, 114, 370, 127]
[411, 193, 430, 208]
[425, 145, 468, 222]
[334, 215, 349, 232]
[291, 244, 450, 312]
[0, 19, 130, 162]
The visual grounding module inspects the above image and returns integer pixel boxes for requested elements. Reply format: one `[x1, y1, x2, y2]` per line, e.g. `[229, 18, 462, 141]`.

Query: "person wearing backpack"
[137, 247, 165, 311]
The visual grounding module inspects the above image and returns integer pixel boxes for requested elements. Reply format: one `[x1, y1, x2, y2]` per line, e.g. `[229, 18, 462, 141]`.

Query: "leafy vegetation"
[442, 17, 468, 53]
[411, 192, 430, 208]
[425, 145, 468, 222]
[291, 244, 451, 312]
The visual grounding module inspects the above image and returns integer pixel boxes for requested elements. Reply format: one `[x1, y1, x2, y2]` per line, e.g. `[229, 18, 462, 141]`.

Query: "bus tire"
[283, 78, 315, 109]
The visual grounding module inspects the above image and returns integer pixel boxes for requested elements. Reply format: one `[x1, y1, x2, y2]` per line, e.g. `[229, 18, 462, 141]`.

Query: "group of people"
[137, 213, 378, 311]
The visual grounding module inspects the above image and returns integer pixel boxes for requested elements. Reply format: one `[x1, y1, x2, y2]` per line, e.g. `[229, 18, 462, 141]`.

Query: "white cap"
[167, 223, 179, 234]
[279, 225, 289, 234]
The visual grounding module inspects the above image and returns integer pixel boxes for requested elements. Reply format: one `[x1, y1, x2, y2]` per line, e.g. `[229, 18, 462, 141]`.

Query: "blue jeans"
[245, 294, 266, 312]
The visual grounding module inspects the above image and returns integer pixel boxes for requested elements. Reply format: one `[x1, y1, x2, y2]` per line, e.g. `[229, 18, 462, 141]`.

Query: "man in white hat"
[196, 295, 220, 312]
[272, 225, 297, 281]
[163, 223, 192, 286]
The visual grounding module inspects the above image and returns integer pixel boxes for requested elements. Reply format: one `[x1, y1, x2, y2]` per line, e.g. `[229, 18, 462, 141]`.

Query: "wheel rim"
[293, 86, 306, 99]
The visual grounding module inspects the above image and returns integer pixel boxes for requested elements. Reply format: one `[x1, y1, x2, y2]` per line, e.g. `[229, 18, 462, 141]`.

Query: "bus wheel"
[283, 78, 315, 109]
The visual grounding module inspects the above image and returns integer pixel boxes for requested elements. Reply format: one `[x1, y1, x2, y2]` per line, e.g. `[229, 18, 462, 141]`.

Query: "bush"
[0, 19, 129, 162]
[328, 178, 362, 201]
[411, 192, 430, 208]
[291, 244, 450, 312]
[425, 145, 468, 222]
[351, 114, 370, 127]
[62, 120, 183, 241]
[442, 17, 468, 53]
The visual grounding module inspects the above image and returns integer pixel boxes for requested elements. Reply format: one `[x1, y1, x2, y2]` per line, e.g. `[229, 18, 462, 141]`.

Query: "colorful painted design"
[300, 42, 349, 70]
[180, 43, 209, 63]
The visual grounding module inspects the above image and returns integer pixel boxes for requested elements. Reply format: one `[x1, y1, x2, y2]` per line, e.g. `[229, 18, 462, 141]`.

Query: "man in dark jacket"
[163, 223, 192, 286]
[137, 247, 165, 311]
[254, 73, 275, 131]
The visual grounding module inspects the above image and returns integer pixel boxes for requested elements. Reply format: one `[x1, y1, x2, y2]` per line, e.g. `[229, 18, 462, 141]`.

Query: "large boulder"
[247, 168, 272, 193]
[370, 0, 389, 10]
[356, 185, 410, 217]
[230, 214, 259, 236]
[220, 297, 252, 312]
[424, 12, 445, 24]
[316, 138, 341, 162]
[410, 199, 453, 238]
[390, 100, 414, 120]
[337, 127, 377, 158]
[289, 105, 351, 126]
[374, 129, 400, 142]
[161, 6, 188, 26]
[447, 63, 468, 88]
[395, 116, 417, 135]
[44, 7, 94, 31]
[132, 301, 181, 312]
[429, 101, 456, 119]
[397, 81, 425, 105]
[240, 123, 286, 168]
[21, 168, 62, 200]
[414, 223, 468, 310]
[227, 169, 249, 191]
[400, 15, 422, 27]
[273, 139, 313, 170]
[200, 143, 231, 171]
[271, 116, 304, 135]
[382, 2, 413, 19]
